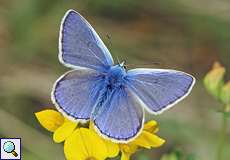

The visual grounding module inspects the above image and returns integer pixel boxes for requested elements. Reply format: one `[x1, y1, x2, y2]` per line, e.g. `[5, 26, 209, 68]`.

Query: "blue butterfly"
[51, 9, 195, 143]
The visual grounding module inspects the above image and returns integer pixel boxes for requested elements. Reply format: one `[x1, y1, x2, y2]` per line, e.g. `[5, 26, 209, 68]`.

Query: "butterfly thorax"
[105, 64, 126, 90]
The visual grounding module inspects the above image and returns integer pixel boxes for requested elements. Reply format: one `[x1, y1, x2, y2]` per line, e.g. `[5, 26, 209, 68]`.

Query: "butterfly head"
[119, 61, 127, 70]
[110, 62, 127, 77]
[105, 62, 127, 89]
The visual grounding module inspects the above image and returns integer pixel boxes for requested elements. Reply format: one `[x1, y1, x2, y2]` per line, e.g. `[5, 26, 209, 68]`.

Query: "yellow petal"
[144, 120, 159, 133]
[79, 128, 108, 159]
[53, 119, 77, 143]
[89, 120, 94, 130]
[121, 151, 131, 160]
[120, 144, 137, 154]
[104, 140, 119, 158]
[35, 109, 64, 132]
[64, 128, 108, 160]
[89, 121, 119, 158]
[64, 129, 87, 160]
[120, 144, 137, 160]
[131, 131, 165, 149]
[221, 81, 230, 105]
[204, 62, 225, 99]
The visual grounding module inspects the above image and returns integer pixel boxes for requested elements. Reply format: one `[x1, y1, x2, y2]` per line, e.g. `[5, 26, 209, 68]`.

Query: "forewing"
[125, 69, 195, 114]
[92, 87, 144, 143]
[59, 9, 114, 71]
[51, 69, 105, 121]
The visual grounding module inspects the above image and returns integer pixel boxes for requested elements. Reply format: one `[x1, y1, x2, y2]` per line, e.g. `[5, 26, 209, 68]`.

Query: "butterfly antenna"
[126, 61, 162, 67]
[106, 34, 121, 64]
[106, 34, 112, 47]
[116, 55, 120, 64]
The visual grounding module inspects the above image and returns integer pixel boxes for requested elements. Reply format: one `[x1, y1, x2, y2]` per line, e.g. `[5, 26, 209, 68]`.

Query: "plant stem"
[217, 113, 227, 160]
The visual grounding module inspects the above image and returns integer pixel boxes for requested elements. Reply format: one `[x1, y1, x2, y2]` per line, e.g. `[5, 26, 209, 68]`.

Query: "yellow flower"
[35, 109, 78, 143]
[35, 109, 119, 160]
[204, 62, 225, 99]
[36, 110, 165, 160]
[64, 128, 119, 160]
[119, 120, 165, 160]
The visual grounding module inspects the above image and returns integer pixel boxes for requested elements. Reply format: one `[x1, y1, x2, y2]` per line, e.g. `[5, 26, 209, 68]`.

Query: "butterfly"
[51, 9, 195, 143]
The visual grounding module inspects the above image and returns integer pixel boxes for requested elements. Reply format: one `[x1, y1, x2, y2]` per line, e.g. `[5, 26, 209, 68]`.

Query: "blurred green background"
[0, 0, 230, 160]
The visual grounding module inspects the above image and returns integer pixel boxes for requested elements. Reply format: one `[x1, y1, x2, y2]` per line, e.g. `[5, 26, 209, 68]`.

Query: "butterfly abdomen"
[92, 65, 127, 117]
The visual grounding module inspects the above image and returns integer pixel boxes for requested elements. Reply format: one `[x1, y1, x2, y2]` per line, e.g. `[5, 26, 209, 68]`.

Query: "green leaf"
[223, 109, 230, 117]
[174, 150, 183, 159]
[220, 81, 230, 105]
[138, 154, 150, 160]
[217, 109, 230, 118]
[186, 154, 197, 160]
[160, 153, 179, 160]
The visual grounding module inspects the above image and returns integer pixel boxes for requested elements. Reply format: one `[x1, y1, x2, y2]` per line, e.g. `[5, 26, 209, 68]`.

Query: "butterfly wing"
[59, 10, 114, 71]
[92, 87, 144, 143]
[125, 69, 195, 114]
[51, 69, 105, 121]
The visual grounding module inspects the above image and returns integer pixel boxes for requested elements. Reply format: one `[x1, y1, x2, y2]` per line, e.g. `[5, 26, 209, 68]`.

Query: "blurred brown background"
[0, 0, 230, 159]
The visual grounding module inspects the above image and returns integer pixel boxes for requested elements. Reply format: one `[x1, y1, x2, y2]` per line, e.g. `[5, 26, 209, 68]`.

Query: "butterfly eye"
[124, 65, 127, 70]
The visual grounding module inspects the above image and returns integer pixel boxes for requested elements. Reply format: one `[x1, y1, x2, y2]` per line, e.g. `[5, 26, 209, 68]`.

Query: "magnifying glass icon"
[3, 141, 18, 157]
